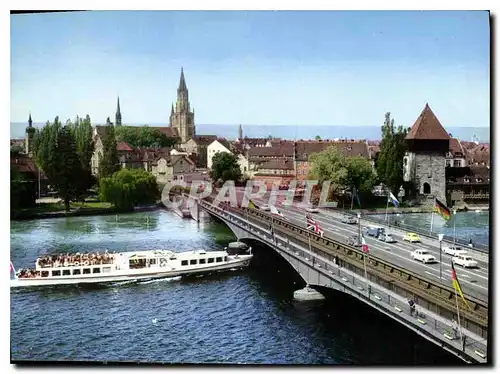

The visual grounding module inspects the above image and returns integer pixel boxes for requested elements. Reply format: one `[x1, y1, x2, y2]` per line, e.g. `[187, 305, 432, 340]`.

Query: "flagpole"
[384, 191, 390, 229]
[453, 209, 457, 246]
[430, 210, 435, 234]
[454, 286, 464, 342]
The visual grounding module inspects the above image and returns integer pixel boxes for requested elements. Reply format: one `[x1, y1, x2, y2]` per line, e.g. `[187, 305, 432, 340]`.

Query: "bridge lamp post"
[438, 234, 444, 280]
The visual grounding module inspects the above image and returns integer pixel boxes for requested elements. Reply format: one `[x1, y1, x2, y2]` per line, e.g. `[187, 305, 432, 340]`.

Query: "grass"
[15, 201, 113, 214]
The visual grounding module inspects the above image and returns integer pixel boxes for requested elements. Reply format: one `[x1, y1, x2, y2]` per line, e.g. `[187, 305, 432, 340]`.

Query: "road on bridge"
[246, 192, 489, 302]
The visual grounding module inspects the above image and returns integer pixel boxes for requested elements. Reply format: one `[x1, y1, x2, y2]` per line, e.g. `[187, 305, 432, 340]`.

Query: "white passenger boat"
[10, 249, 253, 289]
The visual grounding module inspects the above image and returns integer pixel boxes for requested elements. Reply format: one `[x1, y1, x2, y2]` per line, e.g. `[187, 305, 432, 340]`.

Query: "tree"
[376, 112, 409, 196]
[308, 145, 376, 197]
[33, 118, 83, 211]
[70, 114, 95, 199]
[115, 125, 178, 148]
[10, 144, 24, 157]
[99, 117, 119, 178]
[210, 152, 242, 184]
[315, 135, 322, 141]
[99, 169, 159, 211]
[11, 163, 36, 210]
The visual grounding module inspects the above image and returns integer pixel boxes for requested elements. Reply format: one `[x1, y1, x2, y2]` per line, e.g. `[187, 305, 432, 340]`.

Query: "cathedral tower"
[25, 112, 35, 156]
[115, 96, 122, 126]
[169, 68, 195, 143]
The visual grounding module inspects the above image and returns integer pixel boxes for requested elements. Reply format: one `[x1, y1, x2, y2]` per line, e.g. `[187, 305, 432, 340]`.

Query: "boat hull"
[11, 255, 252, 289]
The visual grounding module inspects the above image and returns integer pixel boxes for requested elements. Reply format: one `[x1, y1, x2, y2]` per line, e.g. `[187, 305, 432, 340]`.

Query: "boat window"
[92, 268, 101, 274]
[207, 258, 214, 264]
[73, 269, 81, 275]
[181, 260, 188, 266]
[150, 259, 157, 265]
[41, 271, 49, 278]
[83, 268, 91, 274]
[224, 256, 228, 262]
[103, 267, 111, 273]
[216, 257, 223, 263]
[199, 259, 206, 264]
[190, 259, 197, 265]
[62, 270, 71, 276]
[52, 270, 61, 276]
[129, 258, 147, 269]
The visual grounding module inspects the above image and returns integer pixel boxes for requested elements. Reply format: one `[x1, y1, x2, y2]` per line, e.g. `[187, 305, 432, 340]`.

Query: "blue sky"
[10, 11, 490, 127]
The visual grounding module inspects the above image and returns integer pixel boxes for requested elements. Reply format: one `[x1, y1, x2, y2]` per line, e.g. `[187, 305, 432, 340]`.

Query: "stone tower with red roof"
[403, 104, 450, 204]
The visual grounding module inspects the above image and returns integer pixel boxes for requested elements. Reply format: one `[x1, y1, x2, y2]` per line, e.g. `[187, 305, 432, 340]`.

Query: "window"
[464, 178, 470, 183]
[83, 268, 91, 274]
[423, 183, 431, 194]
[92, 268, 101, 274]
[446, 160, 451, 167]
[453, 160, 461, 167]
[216, 257, 223, 263]
[476, 178, 483, 183]
[150, 259, 157, 265]
[41, 271, 49, 278]
[208, 258, 214, 264]
[181, 260, 188, 266]
[199, 259, 206, 264]
[224, 256, 228, 262]
[72, 269, 81, 275]
[63, 270, 71, 276]
[52, 270, 61, 276]
[190, 259, 197, 265]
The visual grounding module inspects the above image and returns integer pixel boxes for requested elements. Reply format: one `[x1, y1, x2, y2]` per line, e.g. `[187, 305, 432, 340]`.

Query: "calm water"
[10, 210, 463, 365]
[10, 122, 490, 142]
[370, 211, 490, 247]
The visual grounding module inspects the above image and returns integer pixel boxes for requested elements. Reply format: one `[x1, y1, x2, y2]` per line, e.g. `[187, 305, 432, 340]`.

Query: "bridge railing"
[201, 200, 488, 362]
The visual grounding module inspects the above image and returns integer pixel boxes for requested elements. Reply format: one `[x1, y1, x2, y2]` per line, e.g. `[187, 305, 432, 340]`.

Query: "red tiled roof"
[259, 158, 295, 170]
[248, 144, 294, 158]
[192, 135, 218, 146]
[406, 104, 450, 140]
[448, 138, 464, 156]
[117, 142, 134, 152]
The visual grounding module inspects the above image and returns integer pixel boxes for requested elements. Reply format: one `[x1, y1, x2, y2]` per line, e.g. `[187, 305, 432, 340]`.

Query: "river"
[10, 210, 464, 364]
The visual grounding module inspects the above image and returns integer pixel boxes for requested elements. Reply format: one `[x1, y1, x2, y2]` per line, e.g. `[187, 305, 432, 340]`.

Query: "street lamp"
[438, 233, 444, 280]
[357, 212, 361, 245]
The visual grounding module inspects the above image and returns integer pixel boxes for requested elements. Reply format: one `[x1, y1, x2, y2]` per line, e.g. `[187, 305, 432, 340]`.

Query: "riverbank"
[11, 202, 162, 221]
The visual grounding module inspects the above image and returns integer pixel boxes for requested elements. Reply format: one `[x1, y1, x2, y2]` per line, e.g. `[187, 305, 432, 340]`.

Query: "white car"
[259, 204, 271, 211]
[341, 215, 358, 224]
[452, 254, 478, 268]
[442, 245, 468, 257]
[306, 206, 320, 213]
[411, 249, 437, 264]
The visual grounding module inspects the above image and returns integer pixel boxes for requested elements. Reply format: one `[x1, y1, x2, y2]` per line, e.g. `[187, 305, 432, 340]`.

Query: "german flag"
[248, 200, 258, 209]
[435, 198, 451, 220]
[451, 261, 470, 309]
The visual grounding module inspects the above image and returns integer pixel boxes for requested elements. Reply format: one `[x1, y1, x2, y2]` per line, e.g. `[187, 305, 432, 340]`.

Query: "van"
[367, 227, 385, 238]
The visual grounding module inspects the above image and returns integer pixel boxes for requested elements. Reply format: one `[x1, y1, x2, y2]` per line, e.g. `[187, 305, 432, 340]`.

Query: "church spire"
[238, 124, 243, 140]
[178, 67, 187, 92]
[115, 96, 122, 126]
[171, 103, 174, 115]
[28, 112, 33, 127]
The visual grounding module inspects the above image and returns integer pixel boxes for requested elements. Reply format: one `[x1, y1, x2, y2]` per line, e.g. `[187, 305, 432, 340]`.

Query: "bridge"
[194, 197, 489, 364]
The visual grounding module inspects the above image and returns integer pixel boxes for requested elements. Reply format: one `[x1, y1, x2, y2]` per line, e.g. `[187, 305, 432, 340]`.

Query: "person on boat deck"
[36, 252, 114, 268]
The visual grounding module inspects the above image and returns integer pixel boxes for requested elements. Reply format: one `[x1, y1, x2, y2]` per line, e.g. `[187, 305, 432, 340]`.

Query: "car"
[341, 215, 358, 224]
[378, 233, 396, 243]
[403, 233, 421, 243]
[259, 204, 271, 211]
[442, 245, 468, 257]
[306, 206, 320, 213]
[452, 254, 478, 268]
[346, 235, 361, 247]
[411, 249, 437, 264]
[367, 227, 385, 237]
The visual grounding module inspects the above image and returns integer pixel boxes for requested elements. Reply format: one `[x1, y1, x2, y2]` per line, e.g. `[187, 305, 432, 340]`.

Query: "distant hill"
[10, 122, 490, 143]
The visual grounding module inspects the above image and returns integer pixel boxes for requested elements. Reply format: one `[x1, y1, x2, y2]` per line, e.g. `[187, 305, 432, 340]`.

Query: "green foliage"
[308, 145, 376, 196]
[68, 114, 95, 199]
[210, 152, 242, 184]
[11, 144, 24, 156]
[33, 119, 83, 211]
[99, 117, 119, 178]
[99, 169, 159, 211]
[115, 125, 178, 148]
[315, 135, 321, 140]
[376, 112, 408, 196]
[11, 163, 36, 210]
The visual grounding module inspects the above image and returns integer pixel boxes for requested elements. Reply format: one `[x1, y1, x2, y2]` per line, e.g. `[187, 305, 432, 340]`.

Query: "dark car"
[367, 227, 385, 238]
